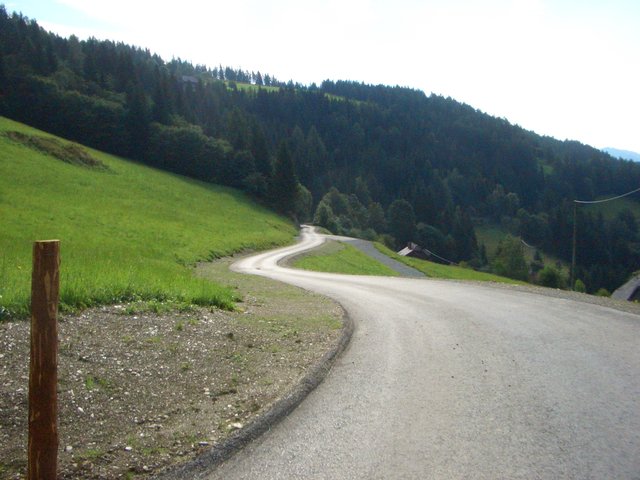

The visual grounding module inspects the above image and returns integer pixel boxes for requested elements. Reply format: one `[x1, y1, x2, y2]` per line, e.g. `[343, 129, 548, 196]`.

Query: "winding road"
[205, 227, 640, 479]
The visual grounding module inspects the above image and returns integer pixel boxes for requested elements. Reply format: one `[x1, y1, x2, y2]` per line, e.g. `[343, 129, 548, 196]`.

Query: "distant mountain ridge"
[603, 147, 640, 162]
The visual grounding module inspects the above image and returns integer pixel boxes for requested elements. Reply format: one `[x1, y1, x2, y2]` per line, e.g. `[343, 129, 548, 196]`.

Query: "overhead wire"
[574, 186, 640, 204]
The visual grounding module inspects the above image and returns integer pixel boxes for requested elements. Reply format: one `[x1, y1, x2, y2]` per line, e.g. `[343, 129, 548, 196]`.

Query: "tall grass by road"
[0, 117, 296, 319]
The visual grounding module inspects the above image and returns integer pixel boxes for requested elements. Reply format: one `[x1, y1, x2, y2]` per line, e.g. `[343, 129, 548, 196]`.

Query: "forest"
[1, 6, 639, 294]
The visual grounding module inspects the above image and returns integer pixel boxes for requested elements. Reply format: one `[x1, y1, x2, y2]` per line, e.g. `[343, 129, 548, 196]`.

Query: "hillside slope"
[0, 117, 296, 318]
[2, 7, 640, 292]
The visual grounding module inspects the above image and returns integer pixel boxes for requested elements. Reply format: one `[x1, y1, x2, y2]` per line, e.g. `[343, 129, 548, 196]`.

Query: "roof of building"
[397, 242, 420, 257]
[612, 274, 640, 301]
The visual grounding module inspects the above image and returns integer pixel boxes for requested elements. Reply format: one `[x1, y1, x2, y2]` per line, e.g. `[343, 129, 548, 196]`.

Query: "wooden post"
[28, 240, 60, 480]
[570, 202, 577, 291]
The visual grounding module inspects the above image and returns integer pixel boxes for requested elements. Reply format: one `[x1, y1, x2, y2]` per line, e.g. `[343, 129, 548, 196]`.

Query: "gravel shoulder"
[0, 257, 344, 479]
[449, 278, 640, 316]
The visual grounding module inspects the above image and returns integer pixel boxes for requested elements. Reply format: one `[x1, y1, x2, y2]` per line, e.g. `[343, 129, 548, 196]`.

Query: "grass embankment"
[292, 241, 399, 276]
[0, 117, 296, 319]
[373, 243, 523, 284]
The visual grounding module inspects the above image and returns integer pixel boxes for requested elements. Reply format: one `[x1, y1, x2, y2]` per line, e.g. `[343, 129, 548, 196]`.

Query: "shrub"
[538, 265, 566, 289]
[491, 235, 528, 281]
[596, 288, 610, 297]
[574, 279, 586, 293]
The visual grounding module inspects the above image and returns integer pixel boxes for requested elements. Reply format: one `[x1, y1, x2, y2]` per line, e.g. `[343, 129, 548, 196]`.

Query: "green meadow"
[475, 223, 569, 276]
[292, 241, 399, 276]
[374, 243, 523, 284]
[0, 117, 296, 319]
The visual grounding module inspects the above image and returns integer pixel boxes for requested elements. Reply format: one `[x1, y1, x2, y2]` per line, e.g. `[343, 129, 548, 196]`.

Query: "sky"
[7, 0, 640, 153]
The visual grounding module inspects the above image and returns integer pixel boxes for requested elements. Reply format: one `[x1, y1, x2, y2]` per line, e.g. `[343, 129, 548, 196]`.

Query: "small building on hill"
[397, 242, 430, 261]
[612, 274, 640, 301]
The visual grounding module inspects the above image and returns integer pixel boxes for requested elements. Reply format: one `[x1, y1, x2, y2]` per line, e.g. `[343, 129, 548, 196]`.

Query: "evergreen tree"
[152, 72, 172, 124]
[250, 122, 271, 177]
[0, 47, 6, 95]
[314, 201, 338, 232]
[270, 141, 298, 216]
[451, 207, 478, 260]
[387, 199, 416, 248]
[355, 177, 372, 206]
[367, 202, 387, 233]
[125, 81, 151, 160]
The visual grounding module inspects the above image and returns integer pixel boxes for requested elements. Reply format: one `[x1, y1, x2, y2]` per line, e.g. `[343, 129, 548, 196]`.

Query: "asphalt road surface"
[205, 227, 640, 479]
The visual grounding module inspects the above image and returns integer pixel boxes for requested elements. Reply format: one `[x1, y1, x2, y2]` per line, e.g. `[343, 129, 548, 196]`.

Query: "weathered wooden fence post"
[28, 240, 60, 480]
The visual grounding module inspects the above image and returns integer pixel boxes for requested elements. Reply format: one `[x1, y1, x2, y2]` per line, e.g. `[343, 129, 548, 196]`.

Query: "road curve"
[205, 227, 640, 479]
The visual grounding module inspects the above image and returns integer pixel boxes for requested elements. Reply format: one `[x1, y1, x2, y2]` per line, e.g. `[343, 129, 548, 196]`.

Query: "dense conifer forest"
[1, 6, 639, 293]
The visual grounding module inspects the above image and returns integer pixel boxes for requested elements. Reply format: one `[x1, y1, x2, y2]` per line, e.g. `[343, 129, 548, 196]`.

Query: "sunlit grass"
[292, 241, 398, 276]
[374, 243, 523, 284]
[0, 117, 296, 319]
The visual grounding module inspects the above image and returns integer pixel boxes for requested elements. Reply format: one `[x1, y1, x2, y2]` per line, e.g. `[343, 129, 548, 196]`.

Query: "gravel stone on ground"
[0, 258, 343, 479]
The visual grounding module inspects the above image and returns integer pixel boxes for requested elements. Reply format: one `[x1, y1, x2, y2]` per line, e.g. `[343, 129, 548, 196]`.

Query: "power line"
[422, 247, 457, 266]
[570, 185, 640, 289]
[574, 186, 640, 204]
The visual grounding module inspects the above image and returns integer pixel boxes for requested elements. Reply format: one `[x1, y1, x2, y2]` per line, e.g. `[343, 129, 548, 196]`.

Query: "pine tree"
[270, 141, 298, 216]
[0, 47, 6, 94]
[387, 199, 416, 248]
[250, 122, 271, 177]
[125, 81, 150, 160]
[451, 207, 478, 260]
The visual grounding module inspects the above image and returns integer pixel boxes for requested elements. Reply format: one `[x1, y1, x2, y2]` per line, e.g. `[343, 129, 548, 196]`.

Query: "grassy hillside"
[475, 223, 571, 280]
[0, 117, 296, 319]
[374, 244, 523, 284]
[292, 241, 399, 276]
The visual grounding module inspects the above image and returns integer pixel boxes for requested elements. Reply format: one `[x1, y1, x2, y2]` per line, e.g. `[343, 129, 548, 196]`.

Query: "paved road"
[339, 237, 425, 278]
[205, 227, 640, 479]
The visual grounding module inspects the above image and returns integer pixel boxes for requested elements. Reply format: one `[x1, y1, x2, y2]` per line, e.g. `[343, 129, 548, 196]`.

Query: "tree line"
[1, 6, 639, 293]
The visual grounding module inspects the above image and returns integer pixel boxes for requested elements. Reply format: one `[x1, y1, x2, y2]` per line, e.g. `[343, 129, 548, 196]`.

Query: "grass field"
[229, 81, 363, 105]
[0, 117, 296, 319]
[292, 241, 399, 276]
[228, 81, 280, 93]
[374, 243, 523, 284]
[475, 223, 569, 276]
[474, 224, 506, 259]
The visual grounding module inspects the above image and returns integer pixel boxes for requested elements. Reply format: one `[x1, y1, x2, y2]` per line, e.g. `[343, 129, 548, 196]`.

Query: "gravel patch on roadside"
[0, 258, 344, 479]
[473, 280, 640, 316]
